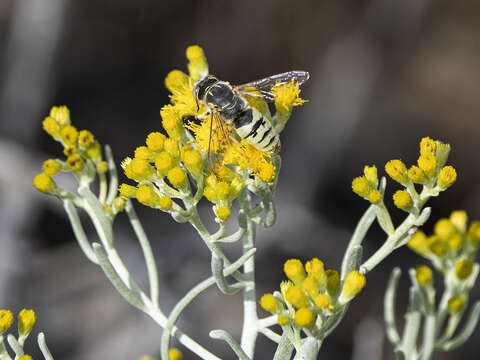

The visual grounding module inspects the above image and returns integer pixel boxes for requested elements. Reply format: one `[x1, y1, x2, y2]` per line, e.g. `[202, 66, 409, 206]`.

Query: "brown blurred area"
[1, 0, 480, 359]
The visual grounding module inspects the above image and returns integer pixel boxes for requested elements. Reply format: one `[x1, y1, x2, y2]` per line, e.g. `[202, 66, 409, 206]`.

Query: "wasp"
[192, 71, 309, 156]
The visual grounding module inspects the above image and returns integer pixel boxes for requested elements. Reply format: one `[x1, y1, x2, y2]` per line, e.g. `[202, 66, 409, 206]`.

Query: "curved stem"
[38, 333, 54, 360]
[210, 330, 251, 360]
[104, 145, 119, 205]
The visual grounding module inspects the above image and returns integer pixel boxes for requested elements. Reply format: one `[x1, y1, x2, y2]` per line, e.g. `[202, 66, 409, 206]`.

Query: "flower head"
[18, 309, 36, 335]
[0, 309, 13, 333]
[272, 81, 307, 115]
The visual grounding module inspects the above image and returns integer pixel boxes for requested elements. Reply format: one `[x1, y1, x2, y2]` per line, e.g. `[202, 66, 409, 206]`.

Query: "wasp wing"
[235, 71, 309, 97]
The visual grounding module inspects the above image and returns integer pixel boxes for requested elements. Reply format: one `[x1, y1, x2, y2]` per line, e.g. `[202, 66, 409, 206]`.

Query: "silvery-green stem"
[64, 200, 98, 264]
[257, 315, 278, 328]
[361, 207, 431, 273]
[258, 328, 281, 343]
[384, 268, 402, 345]
[400, 287, 422, 359]
[6, 335, 22, 358]
[38, 333, 54, 360]
[0, 336, 12, 360]
[211, 254, 243, 295]
[273, 331, 294, 360]
[125, 200, 160, 307]
[421, 315, 436, 360]
[104, 145, 119, 205]
[159, 249, 256, 360]
[98, 171, 108, 204]
[439, 301, 480, 351]
[240, 190, 258, 358]
[210, 330, 251, 360]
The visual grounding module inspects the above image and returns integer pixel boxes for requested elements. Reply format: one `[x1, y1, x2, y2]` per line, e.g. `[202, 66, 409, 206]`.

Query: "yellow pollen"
[216, 205, 231, 220]
[42, 159, 62, 176]
[294, 307, 315, 328]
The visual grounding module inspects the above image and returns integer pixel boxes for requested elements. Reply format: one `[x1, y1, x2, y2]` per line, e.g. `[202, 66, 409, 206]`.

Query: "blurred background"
[1, 0, 480, 359]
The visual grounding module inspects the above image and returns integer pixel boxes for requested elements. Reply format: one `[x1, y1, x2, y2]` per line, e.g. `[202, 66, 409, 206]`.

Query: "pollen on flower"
[78, 130, 95, 148]
[438, 166, 457, 189]
[393, 190, 413, 211]
[0, 309, 13, 333]
[385, 160, 408, 184]
[167, 166, 187, 188]
[284, 259, 306, 285]
[294, 307, 315, 328]
[159, 195, 173, 211]
[455, 259, 473, 280]
[352, 176, 370, 198]
[216, 205, 231, 220]
[260, 294, 282, 313]
[417, 154, 437, 178]
[42, 159, 62, 176]
[183, 149, 203, 175]
[18, 309, 36, 335]
[66, 155, 84, 172]
[186, 45, 208, 81]
[155, 152, 175, 174]
[408, 165, 425, 184]
[272, 81, 307, 115]
[165, 70, 190, 93]
[305, 258, 326, 285]
[420, 137, 436, 156]
[164, 137, 180, 159]
[168, 348, 183, 360]
[186, 114, 231, 155]
[285, 285, 308, 308]
[415, 265, 432, 287]
[257, 162, 276, 183]
[135, 146, 153, 161]
[369, 190, 382, 205]
[130, 158, 155, 180]
[136, 184, 160, 207]
[33, 173, 57, 194]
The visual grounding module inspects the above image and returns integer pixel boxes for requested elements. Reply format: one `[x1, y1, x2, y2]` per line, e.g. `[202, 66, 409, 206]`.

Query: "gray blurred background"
[1, 0, 480, 359]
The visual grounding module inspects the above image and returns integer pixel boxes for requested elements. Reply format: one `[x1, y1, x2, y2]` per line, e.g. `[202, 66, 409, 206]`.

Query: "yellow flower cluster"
[352, 137, 457, 212]
[260, 258, 365, 330]
[34, 106, 106, 192]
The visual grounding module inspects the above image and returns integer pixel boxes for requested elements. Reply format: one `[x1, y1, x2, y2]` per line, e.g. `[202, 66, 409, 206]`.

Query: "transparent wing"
[234, 70, 309, 103]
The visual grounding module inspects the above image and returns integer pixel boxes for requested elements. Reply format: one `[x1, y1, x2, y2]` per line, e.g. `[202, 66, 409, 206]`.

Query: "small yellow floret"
[97, 161, 108, 174]
[257, 162, 276, 183]
[302, 276, 319, 298]
[78, 130, 95, 148]
[119, 184, 137, 198]
[448, 234, 463, 252]
[161, 106, 184, 139]
[66, 155, 84, 172]
[42, 116, 61, 139]
[438, 166, 457, 189]
[352, 176, 370, 198]
[61, 125, 78, 146]
[339, 270, 366, 304]
[260, 294, 282, 314]
[130, 158, 154, 180]
[167, 166, 187, 188]
[186, 45, 208, 81]
[136, 184, 160, 207]
[364, 165, 378, 188]
[33, 173, 57, 194]
[420, 137, 436, 155]
[155, 152, 174, 174]
[18, 356, 32, 360]
[183, 150, 203, 175]
[113, 197, 127, 212]
[385, 160, 408, 184]
[64, 145, 76, 157]
[168, 348, 182, 360]
[216, 206, 231, 221]
[447, 295, 466, 314]
[393, 190, 413, 211]
[428, 236, 447, 257]
[369, 190, 382, 205]
[135, 146, 152, 161]
[315, 294, 333, 309]
[164, 138, 180, 159]
[417, 154, 437, 178]
[450, 210, 468, 233]
[408, 165, 425, 184]
[215, 182, 230, 201]
[86, 141, 102, 160]
[285, 285, 308, 308]
[305, 258, 326, 285]
[280, 281, 293, 299]
[294, 307, 315, 328]
[42, 159, 62, 176]
[18, 309, 36, 335]
[407, 231, 429, 254]
[455, 259, 473, 280]
[277, 315, 290, 326]
[284, 259, 306, 285]
[159, 196, 173, 211]
[326, 269, 340, 296]
[165, 70, 190, 93]
[415, 265, 432, 287]
[50, 105, 70, 127]
[146, 132, 167, 152]
[434, 218, 456, 240]
[0, 309, 13, 333]
[272, 81, 307, 115]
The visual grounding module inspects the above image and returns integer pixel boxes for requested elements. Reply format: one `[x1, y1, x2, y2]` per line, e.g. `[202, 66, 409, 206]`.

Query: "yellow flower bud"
[450, 210, 468, 233]
[0, 309, 13, 333]
[33, 173, 57, 194]
[118, 184, 137, 198]
[417, 154, 437, 178]
[167, 166, 187, 188]
[277, 315, 290, 326]
[301, 276, 319, 298]
[130, 158, 155, 180]
[134, 146, 152, 161]
[186, 45, 208, 81]
[352, 176, 370, 198]
[315, 294, 333, 309]
[434, 219, 456, 240]
[420, 137, 436, 155]
[78, 130, 95, 148]
[165, 70, 190, 93]
[468, 221, 480, 245]
[50, 105, 70, 127]
[364, 165, 378, 188]
[66, 155, 84, 172]
[183, 150, 203, 175]
[159, 196, 173, 211]
[168, 348, 182, 360]
[455, 259, 473, 280]
[285, 285, 308, 308]
[294, 307, 315, 328]
[42, 116, 61, 139]
[136, 184, 160, 208]
[18, 309, 36, 335]
[415, 265, 432, 287]
[260, 294, 282, 313]
[393, 190, 413, 211]
[61, 125, 78, 146]
[146, 132, 167, 152]
[339, 270, 366, 304]
[258, 162, 276, 183]
[97, 161, 108, 174]
[428, 236, 447, 257]
[305, 258, 326, 286]
[447, 294, 467, 314]
[42, 159, 62, 176]
[408, 165, 425, 184]
[283, 259, 306, 285]
[385, 160, 408, 184]
[113, 197, 126, 212]
[164, 138, 180, 159]
[326, 269, 340, 297]
[155, 152, 174, 174]
[369, 190, 382, 205]
[407, 231, 429, 254]
[438, 166, 457, 189]
[216, 206, 231, 221]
